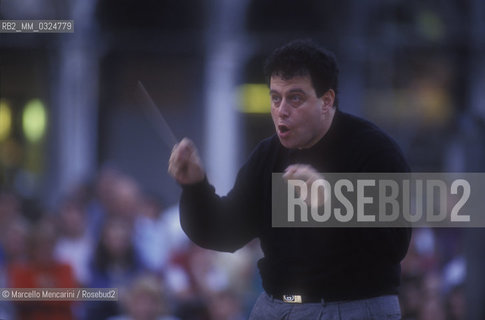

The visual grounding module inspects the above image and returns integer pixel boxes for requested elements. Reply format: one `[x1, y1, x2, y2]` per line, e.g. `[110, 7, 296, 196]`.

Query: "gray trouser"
[248, 292, 401, 320]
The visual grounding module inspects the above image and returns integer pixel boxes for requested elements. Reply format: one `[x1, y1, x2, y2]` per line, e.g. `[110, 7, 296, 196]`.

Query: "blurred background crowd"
[0, 169, 470, 319]
[1, 0, 485, 319]
[0, 168, 262, 319]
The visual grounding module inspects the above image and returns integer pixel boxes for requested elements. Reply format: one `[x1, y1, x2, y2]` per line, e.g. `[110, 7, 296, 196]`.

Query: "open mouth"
[278, 124, 290, 134]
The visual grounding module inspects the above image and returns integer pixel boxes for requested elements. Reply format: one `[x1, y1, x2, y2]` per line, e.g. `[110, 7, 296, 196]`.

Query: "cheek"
[270, 109, 278, 123]
[294, 108, 320, 131]
[292, 109, 309, 126]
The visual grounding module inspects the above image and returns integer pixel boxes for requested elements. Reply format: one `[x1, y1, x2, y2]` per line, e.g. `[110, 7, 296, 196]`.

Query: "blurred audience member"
[85, 166, 123, 237]
[173, 298, 210, 320]
[55, 197, 94, 286]
[108, 274, 179, 320]
[187, 245, 229, 297]
[400, 274, 423, 320]
[0, 193, 26, 320]
[0, 192, 22, 235]
[134, 198, 189, 274]
[419, 272, 446, 320]
[418, 295, 446, 320]
[106, 174, 141, 222]
[401, 228, 437, 276]
[400, 226, 466, 320]
[134, 195, 172, 273]
[2, 217, 30, 265]
[446, 285, 465, 320]
[443, 256, 466, 320]
[85, 216, 144, 320]
[208, 289, 245, 320]
[0, 192, 26, 268]
[94, 166, 124, 214]
[8, 218, 77, 320]
[86, 168, 142, 236]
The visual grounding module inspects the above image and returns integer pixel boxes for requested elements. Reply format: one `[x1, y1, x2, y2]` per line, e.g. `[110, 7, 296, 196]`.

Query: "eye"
[289, 94, 304, 106]
[271, 95, 281, 104]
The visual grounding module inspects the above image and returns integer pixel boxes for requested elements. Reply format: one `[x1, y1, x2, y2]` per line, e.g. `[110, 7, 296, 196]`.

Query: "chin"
[278, 137, 298, 149]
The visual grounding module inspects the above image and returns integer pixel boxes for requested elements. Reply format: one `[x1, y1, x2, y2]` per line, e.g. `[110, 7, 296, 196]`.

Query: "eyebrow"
[269, 88, 307, 95]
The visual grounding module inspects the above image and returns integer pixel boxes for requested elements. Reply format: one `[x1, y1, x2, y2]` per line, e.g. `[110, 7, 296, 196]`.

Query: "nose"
[278, 99, 291, 118]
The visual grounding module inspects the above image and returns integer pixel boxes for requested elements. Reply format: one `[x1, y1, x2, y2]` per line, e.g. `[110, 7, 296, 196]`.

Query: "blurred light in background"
[416, 10, 445, 41]
[0, 99, 12, 141]
[22, 99, 47, 143]
[238, 84, 270, 114]
[0, 99, 13, 141]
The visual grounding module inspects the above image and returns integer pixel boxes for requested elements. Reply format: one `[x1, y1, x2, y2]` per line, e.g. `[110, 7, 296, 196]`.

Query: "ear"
[321, 89, 335, 113]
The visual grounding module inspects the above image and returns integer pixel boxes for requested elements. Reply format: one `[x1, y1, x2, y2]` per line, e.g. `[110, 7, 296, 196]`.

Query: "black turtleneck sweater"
[180, 110, 411, 301]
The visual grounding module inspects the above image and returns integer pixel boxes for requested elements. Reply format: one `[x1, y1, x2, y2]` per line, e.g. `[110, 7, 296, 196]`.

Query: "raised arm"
[168, 138, 262, 252]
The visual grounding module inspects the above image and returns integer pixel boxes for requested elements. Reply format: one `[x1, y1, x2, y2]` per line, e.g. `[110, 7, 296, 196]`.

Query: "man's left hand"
[283, 164, 326, 208]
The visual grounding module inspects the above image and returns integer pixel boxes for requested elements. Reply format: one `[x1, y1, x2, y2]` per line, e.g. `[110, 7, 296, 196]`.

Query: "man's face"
[270, 75, 327, 149]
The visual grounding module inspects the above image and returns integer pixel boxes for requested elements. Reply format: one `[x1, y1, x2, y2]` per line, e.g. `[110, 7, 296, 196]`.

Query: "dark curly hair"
[264, 39, 339, 107]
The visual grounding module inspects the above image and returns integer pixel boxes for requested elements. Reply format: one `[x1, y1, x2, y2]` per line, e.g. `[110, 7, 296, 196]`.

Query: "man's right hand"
[168, 138, 205, 185]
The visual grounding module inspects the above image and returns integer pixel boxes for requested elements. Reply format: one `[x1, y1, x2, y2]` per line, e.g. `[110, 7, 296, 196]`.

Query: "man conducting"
[168, 39, 410, 319]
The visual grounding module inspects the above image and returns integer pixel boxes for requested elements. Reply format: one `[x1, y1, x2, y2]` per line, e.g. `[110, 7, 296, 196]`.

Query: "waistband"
[267, 291, 397, 304]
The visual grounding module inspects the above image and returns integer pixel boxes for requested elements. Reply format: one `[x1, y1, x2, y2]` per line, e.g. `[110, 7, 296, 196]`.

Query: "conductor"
[168, 39, 411, 319]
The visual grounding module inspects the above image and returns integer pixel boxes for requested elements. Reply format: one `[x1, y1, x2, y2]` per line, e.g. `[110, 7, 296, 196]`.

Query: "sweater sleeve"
[179, 146, 266, 253]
